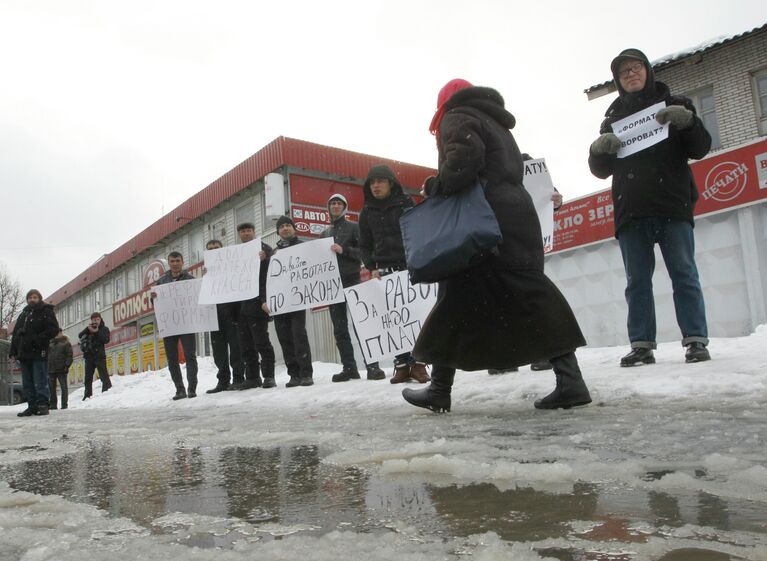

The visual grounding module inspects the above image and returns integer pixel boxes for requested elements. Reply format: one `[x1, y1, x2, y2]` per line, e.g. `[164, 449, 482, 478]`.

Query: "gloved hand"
[590, 133, 620, 156]
[656, 105, 694, 130]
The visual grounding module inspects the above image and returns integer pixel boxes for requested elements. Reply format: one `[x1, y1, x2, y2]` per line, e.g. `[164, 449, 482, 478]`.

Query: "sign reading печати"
[198, 238, 262, 305]
[154, 278, 218, 338]
[611, 101, 669, 159]
[345, 271, 437, 364]
[266, 237, 344, 315]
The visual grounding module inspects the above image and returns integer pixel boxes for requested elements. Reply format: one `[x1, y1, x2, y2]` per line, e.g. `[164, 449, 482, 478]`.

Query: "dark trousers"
[238, 315, 275, 381]
[617, 218, 708, 349]
[274, 310, 313, 379]
[328, 301, 359, 370]
[84, 355, 112, 396]
[48, 370, 68, 409]
[211, 319, 244, 385]
[20, 359, 50, 408]
[163, 334, 198, 392]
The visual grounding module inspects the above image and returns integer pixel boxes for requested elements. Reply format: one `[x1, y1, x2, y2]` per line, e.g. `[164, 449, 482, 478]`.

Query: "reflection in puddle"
[1, 441, 764, 559]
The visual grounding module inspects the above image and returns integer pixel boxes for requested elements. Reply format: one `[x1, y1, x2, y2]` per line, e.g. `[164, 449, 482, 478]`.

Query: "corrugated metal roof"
[47, 137, 435, 306]
[583, 23, 767, 96]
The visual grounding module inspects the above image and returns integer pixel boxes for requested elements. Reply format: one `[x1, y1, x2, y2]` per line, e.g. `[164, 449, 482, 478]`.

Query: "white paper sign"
[198, 239, 262, 305]
[154, 278, 219, 338]
[522, 158, 555, 252]
[266, 237, 345, 315]
[345, 271, 438, 364]
[611, 101, 669, 158]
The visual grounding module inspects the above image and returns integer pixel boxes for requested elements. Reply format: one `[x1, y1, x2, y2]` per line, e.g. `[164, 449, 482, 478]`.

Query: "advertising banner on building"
[199, 238, 262, 305]
[290, 205, 359, 237]
[344, 272, 438, 364]
[117, 350, 125, 376]
[266, 238, 344, 315]
[154, 278, 218, 337]
[129, 346, 139, 374]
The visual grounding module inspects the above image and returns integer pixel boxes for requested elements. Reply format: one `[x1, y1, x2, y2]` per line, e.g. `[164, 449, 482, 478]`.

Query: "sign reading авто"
[198, 238, 262, 305]
[345, 271, 438, 364]
[611, 101, 669, 159]
[523, 158, 555, 252]
[266, 237, 344, 315]
[154, 278, 218, 338]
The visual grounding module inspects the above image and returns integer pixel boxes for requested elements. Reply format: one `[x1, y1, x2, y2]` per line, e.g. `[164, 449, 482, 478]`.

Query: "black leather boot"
[534, 352, 592, 410]
[620, 347, 655, 367]
[402, 366, 455, 413]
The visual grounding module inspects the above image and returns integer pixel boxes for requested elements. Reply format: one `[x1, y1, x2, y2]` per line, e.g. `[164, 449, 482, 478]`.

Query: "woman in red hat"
[403, 80, 592, 413]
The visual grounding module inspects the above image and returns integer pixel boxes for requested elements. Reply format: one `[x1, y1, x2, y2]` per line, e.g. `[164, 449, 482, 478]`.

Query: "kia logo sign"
[295, 222, 310, 232]
[703, 161, 749, 202]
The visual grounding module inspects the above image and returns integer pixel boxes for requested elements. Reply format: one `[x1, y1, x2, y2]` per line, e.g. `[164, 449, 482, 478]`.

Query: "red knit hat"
[429, 78, 474, 135]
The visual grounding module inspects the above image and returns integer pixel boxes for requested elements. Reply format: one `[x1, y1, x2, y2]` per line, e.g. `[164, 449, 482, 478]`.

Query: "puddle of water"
[1, 440, 764, 559]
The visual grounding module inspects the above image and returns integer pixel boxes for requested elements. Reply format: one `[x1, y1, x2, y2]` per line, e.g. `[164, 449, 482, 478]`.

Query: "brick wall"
[656, 28, 767, 150]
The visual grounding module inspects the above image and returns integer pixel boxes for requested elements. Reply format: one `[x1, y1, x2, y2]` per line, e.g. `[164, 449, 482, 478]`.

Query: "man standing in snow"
[270, 216, 314, 387]
[204, 239, 244, 394]
[588, 49, 712, 366]
[233, 222, 276, 391]
[79, 312, 112, 399]
[152, 252, 198, 400]
[359, 165, 430, 384]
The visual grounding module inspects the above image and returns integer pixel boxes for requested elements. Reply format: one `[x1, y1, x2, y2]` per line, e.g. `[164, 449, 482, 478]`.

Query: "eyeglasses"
[619, 62, 644, 78]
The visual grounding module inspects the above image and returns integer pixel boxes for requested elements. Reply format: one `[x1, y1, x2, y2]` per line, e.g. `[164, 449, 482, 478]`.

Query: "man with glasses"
[588, 48, 712, 367]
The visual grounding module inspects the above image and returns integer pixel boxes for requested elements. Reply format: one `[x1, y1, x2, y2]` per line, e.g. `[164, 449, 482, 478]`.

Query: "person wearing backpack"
[79, 312, 112, 400]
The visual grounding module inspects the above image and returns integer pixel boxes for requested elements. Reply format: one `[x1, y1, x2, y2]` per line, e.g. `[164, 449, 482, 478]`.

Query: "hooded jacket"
[9, 302, 60, 361]
[320, 194, 362, 285]
[48, 334, 73, 373]
[588, 49, 712, 234]
[358, 166, 415, 271]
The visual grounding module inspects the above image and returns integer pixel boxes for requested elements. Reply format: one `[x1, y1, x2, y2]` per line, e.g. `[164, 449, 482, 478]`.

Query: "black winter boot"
[685, 342, 710, 363]
[300, 377, 314, 387]
[262, 377, 277, 389]
[402, 366, 455, 413]
[172, 389, 188, 401]
[17, 406, 36, 417]
[286, 376, 302, 388]
[206, 383, 229, 394]
[332, 367, 361, 383]
[534, 352, 592, 410]
[34, 404, 50, 416]
[620, 347, 655, 367]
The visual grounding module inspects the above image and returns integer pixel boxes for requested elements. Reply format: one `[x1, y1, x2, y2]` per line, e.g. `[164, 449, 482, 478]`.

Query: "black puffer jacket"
[359, 165, 415, 271]
[426, 86, 543, 271]
[320, 216, 361, 286]
[239, 242, 273, 317]
[9, 303, 59, 361]
[588, 52, 711, 235]
[78, 324, 110, 358]
[48, 334, 73, 373]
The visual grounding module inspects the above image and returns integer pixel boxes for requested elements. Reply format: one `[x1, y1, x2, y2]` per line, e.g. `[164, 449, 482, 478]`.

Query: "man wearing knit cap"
[589, 48, 712, 367]
[359, 165, 430, 384]
[319, 193, 384, 381]
[271, 215, 314, 387]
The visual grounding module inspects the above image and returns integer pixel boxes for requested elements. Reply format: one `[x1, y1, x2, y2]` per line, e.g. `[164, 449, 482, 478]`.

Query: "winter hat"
[429, 78, 474, 134]
[610, 48, 656, 99]
[236, 222, 255, 231]
[25, 289, 43, 302]
[275, 215, 296, 230]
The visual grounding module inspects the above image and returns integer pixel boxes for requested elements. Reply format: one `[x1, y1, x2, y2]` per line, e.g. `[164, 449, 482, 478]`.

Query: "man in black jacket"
[78, 311, 112, 399]
[359, 165, 430, 384]
[9, 289, 59, 416]
[320, 194, 385, 382]
[588, 48, 712, 367]
[233, 222, 276, 390]
[153, 251, 198, 400]
[270, 216, 314, 387]
[204, 239, 244, 394]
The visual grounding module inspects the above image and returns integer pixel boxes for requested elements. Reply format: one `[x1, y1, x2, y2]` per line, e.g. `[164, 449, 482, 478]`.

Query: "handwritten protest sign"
[611, 101, 669, 158]
[198, 239, 261, 305]
[266, 237, 344, 315]
[345, 271, 438, 364]
[154, 278, 218, 338]
[523, 158, 555, 252]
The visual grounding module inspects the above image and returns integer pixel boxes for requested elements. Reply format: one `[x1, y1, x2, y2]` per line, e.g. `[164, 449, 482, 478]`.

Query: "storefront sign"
[290, 205, 359, 237]
[143, 260, 167, 287]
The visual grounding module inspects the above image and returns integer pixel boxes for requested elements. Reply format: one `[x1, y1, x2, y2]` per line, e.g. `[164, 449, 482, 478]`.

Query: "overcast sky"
[1, 0, 765, 298]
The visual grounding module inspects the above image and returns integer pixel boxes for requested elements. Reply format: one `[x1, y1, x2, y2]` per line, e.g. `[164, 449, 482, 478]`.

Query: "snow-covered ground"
[1, 329, 766, 560]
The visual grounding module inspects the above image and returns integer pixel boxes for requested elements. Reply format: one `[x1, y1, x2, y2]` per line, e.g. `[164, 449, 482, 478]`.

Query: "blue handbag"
[400, 180, 502, 284]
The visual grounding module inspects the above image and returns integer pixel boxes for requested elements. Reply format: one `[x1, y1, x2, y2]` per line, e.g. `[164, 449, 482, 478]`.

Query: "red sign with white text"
[549, 139, 767, 253]
[291, 205, 359, 237]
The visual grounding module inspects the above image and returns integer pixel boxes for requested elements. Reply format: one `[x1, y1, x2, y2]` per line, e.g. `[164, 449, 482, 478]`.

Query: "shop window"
[235, 202, 255, 242]
[755, 70, 767, 136]
[114, 276, 124, 301]
[189, 228, 205, 265]
[688, 87, 721, 150]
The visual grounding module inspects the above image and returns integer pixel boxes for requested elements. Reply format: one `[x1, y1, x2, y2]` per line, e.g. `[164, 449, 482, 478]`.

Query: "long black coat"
[78, 324, 110, 358]
[588, 81, 711, 234]
[413, 87, 585, 370]
[9, 303, 59, 361]
[320, 216, 362, 286]
[48, 335, 73, 373]
[359, 178, 414, 271]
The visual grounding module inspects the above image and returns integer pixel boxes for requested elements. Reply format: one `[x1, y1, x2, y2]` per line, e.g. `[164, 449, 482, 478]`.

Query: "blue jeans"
[618, 218, 708, 349]
[20, 359, 51, 408]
